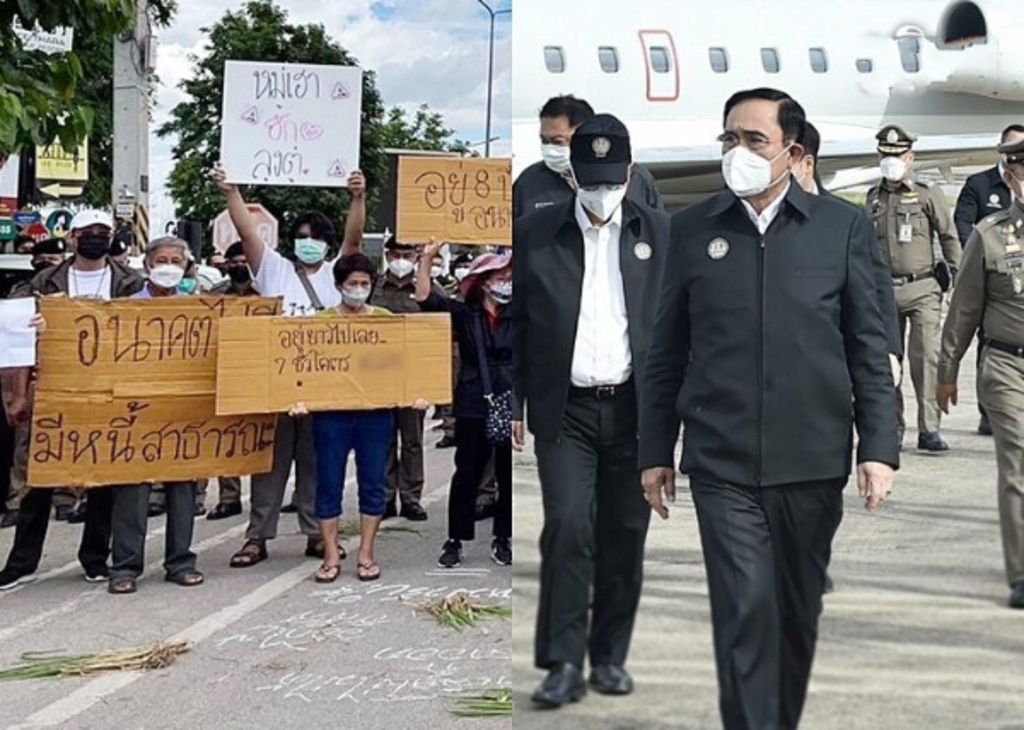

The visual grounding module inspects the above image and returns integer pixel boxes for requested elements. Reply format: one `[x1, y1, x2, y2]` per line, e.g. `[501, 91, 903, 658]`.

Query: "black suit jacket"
[954, 166, 1011, 246]
[513, 199, 670, 442]
[638, 184, 899, 487]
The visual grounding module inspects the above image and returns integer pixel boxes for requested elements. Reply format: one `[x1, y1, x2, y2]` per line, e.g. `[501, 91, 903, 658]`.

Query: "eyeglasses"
[717, 131, 783, 153]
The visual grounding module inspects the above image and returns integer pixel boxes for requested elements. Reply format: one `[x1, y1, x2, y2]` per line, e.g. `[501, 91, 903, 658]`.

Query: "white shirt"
[253, 246, 340, 317]
[570, 199, 632, 387]
[67, 265, 112, 300]
[740, 182, 790, 235]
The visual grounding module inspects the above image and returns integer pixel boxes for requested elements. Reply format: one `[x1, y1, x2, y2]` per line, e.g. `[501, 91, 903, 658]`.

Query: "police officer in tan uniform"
[938, 137, 1024, 609]
[866, 124, 961, 451]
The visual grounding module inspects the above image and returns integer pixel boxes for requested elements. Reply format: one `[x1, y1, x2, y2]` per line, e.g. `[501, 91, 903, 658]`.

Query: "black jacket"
[513, 160, 665, 219]
[954, 166, 1011, 246]
[513, 198, 670, 441]
[820, 187, 903, 358]
[420, 294, 511, 420]
[638, 184, 899, 487]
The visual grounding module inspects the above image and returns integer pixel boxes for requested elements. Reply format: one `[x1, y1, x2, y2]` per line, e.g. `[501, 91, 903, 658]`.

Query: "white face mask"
[149, 264, 185, 289]
[578, 185, 627, 222]
[880, 156, 908, 182]
[388, 258, 415, 279]
[341, 285, 370, 307]
[430, 265, 445, 279]
[721, 143, 794, 199]
[541, 143, 571, 175]
[454, 267, 470, 281]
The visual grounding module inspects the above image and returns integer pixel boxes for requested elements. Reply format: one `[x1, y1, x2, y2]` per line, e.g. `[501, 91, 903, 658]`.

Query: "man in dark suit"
[513, 114, 670, 708]
[953, 123, 1024, 436]
[512, 95, 664, 218]
[639, 88, 899, 730]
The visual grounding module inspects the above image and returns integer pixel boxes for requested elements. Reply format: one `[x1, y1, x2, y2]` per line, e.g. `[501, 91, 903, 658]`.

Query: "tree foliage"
[158, 0, 467, 243]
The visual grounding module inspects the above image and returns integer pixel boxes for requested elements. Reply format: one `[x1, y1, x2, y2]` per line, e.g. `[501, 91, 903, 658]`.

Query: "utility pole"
[474, 2, 510, 158]
[112, 0, 153, 247]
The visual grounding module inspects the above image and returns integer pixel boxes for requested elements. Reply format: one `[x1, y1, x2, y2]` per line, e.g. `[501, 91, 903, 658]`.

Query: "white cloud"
[149, 0, 511, 235]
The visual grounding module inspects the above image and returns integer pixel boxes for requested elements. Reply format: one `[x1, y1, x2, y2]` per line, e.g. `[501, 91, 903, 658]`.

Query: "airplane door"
[638, 30, 680, 101]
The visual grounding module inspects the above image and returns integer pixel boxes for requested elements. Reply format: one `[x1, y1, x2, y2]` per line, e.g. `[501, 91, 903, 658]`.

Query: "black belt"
[569, 379, 634, 400]
[986, 339, 1024, 358]
[892, 270, 934, 286]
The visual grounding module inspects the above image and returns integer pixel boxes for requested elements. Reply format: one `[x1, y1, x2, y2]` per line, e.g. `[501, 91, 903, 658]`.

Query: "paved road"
[0, 424, 512, 730]
[512, 345, 1024, 729]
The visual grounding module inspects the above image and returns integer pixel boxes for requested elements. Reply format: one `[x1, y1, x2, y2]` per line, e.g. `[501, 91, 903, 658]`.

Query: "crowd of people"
[513, 89, 1024, 730]
[0, 166, 513, 595]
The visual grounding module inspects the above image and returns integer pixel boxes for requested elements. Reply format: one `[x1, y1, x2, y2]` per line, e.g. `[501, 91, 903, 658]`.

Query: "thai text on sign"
[396, 156, 512, 246]
[28, 296, 282, 488]
[216, 314, 452, 415]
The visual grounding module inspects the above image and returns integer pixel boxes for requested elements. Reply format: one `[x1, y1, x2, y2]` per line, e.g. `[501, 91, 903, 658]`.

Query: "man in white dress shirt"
[513, 114, 670, 708]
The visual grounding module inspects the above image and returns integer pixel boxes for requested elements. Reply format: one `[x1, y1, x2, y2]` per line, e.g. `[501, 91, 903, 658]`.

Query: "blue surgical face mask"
[177, 277, 198, 295]
[295, 237, 328, 265]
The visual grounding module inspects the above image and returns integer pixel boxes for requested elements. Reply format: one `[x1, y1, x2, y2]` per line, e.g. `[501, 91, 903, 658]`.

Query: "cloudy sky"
[149, 0, 511, 234]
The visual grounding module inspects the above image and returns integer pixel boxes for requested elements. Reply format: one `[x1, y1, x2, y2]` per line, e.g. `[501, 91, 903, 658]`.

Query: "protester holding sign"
[416, 241, 512, 569]
[108, 237, 205, 595]
[212, 163, 366, 569]
[0, 209, 143, 592]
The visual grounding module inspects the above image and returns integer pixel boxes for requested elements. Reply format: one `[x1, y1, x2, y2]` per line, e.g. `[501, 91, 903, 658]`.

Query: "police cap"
[571, 113, 632, 187]
[31, 237, 65, 256]
[876, 124, 917, 155]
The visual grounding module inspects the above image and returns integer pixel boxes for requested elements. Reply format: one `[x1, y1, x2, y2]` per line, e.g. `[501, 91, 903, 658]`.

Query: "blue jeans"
[312, 410, 394, 520]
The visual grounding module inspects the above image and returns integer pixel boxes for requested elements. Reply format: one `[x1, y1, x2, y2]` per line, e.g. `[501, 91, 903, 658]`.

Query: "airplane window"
[856, 58, 873, 73]
[544, 46, 566, 73]
[761, 48, 780, 73]
[650, 46, 671, 74]
[709, 47, 729, 73]
[898, 37, 920, 73]
[599, 46, 619, 73]
[809, 48, 828, 73]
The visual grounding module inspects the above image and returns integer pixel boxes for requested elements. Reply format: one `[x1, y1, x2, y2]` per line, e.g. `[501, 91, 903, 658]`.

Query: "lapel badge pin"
[707, 237, 730, 260]
[634, 242, 652, 260]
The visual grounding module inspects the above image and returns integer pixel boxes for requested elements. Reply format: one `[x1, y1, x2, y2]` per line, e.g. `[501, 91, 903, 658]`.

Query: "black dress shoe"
[207, 502, 242, 521]
[67, 505, 87, 525]
[0, 510, 17, 529]
[531, 664, 586, 708]
[436, 435, 456, 449]
[147, 503, 166, 518]
[978, 416, 993, 436]
[475, 502, 496, 521]
[54, 504, 73, 522]
[400, 503, 428, 522]
[588, 665, 634, 695]
[1010, 582, 1024, 609]
[917, 431, 949, 452]
[382, 503, 398, 520]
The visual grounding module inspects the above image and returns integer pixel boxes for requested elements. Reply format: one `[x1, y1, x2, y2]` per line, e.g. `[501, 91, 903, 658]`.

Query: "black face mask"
[227, 265, 251, 284]
[76, 234, 110, 260]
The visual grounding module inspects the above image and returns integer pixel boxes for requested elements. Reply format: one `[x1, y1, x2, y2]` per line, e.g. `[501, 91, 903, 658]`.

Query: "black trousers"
[447, 418, 511, 541]
[534, 383, 650, 670]
[690, 477, 845, 730]
[3, 486, 113, 577]
[0, 416, 13, 511]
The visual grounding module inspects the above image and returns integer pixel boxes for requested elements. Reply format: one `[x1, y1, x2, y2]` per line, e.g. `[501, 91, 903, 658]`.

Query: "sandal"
[356, 561, 381, 582]
[230, 540, 267, 568]
[166, 570, 205, 587]
[305, 537, 346, 561]
[314, 563, 341, 583]
[108, 577, 137, 595]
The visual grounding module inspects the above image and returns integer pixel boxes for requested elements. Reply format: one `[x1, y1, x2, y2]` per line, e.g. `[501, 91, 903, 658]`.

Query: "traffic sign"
[45, 209, 74, 238]
[23, 222, 49, 242]
[115, 202, 134, 219]
[213, 204, 278, 252]
[39, 182, 84, 199]
[36, 140, 88, 182]
[0, 218, 16, 241]
[12, 211, 41, 227]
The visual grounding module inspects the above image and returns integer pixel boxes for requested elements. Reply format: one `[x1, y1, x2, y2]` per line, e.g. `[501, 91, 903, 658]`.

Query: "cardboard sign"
[213, 204, 278, 252]
[396, 156, 512, 246]
[220, 60, 363, 188]
[216, 314, 452, 415]
[28, 296, 282, 488]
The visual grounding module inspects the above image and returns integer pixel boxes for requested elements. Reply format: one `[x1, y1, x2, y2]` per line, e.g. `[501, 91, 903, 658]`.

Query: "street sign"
[12, 211, 41, 227]
[12, 21, 74, 54]
[0, 218, 16, 241]
[213, 205, 278, 252]
[115, 202, 134, 219]
[45, 209, 74, 238]
[37, 141, 88, 182]
[39, 182, 84, 199]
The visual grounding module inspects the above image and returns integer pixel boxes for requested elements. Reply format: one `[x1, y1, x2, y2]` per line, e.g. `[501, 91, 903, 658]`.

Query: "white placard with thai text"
[220, 60, 362, 188]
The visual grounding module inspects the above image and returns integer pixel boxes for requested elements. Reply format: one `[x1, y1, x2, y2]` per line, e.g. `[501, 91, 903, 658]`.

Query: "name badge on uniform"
[707, 237, 730, 260]
[898, 223, 913, 244]
[1014, 274, 1024, 295]
[634, 242, 652, 260]
[988, 193, 1003, 208]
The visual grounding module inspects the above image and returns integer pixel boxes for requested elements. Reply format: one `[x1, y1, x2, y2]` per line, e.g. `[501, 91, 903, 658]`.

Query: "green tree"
[379, 105, 472, 155]
[158, 0, 466, 247]
[0, 0, 134, 155]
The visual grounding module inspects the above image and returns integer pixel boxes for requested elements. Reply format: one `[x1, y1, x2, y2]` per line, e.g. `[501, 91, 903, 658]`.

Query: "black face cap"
[570, 113, 632, 187]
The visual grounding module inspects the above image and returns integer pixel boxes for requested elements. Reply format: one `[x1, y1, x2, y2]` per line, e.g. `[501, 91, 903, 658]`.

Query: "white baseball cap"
[70, 209, 114, 231]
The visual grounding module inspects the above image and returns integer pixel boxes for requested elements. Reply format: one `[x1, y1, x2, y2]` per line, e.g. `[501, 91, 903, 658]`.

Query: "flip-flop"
[314, 563, 341, 583]
[356, 561, 381, 582]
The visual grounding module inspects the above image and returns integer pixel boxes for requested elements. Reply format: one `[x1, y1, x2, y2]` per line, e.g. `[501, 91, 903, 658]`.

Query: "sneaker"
[84, 567, 110, 584]
[0, 568, 37, 592]
[438, 539, 463, 568]
[491, 538, 512, 566]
